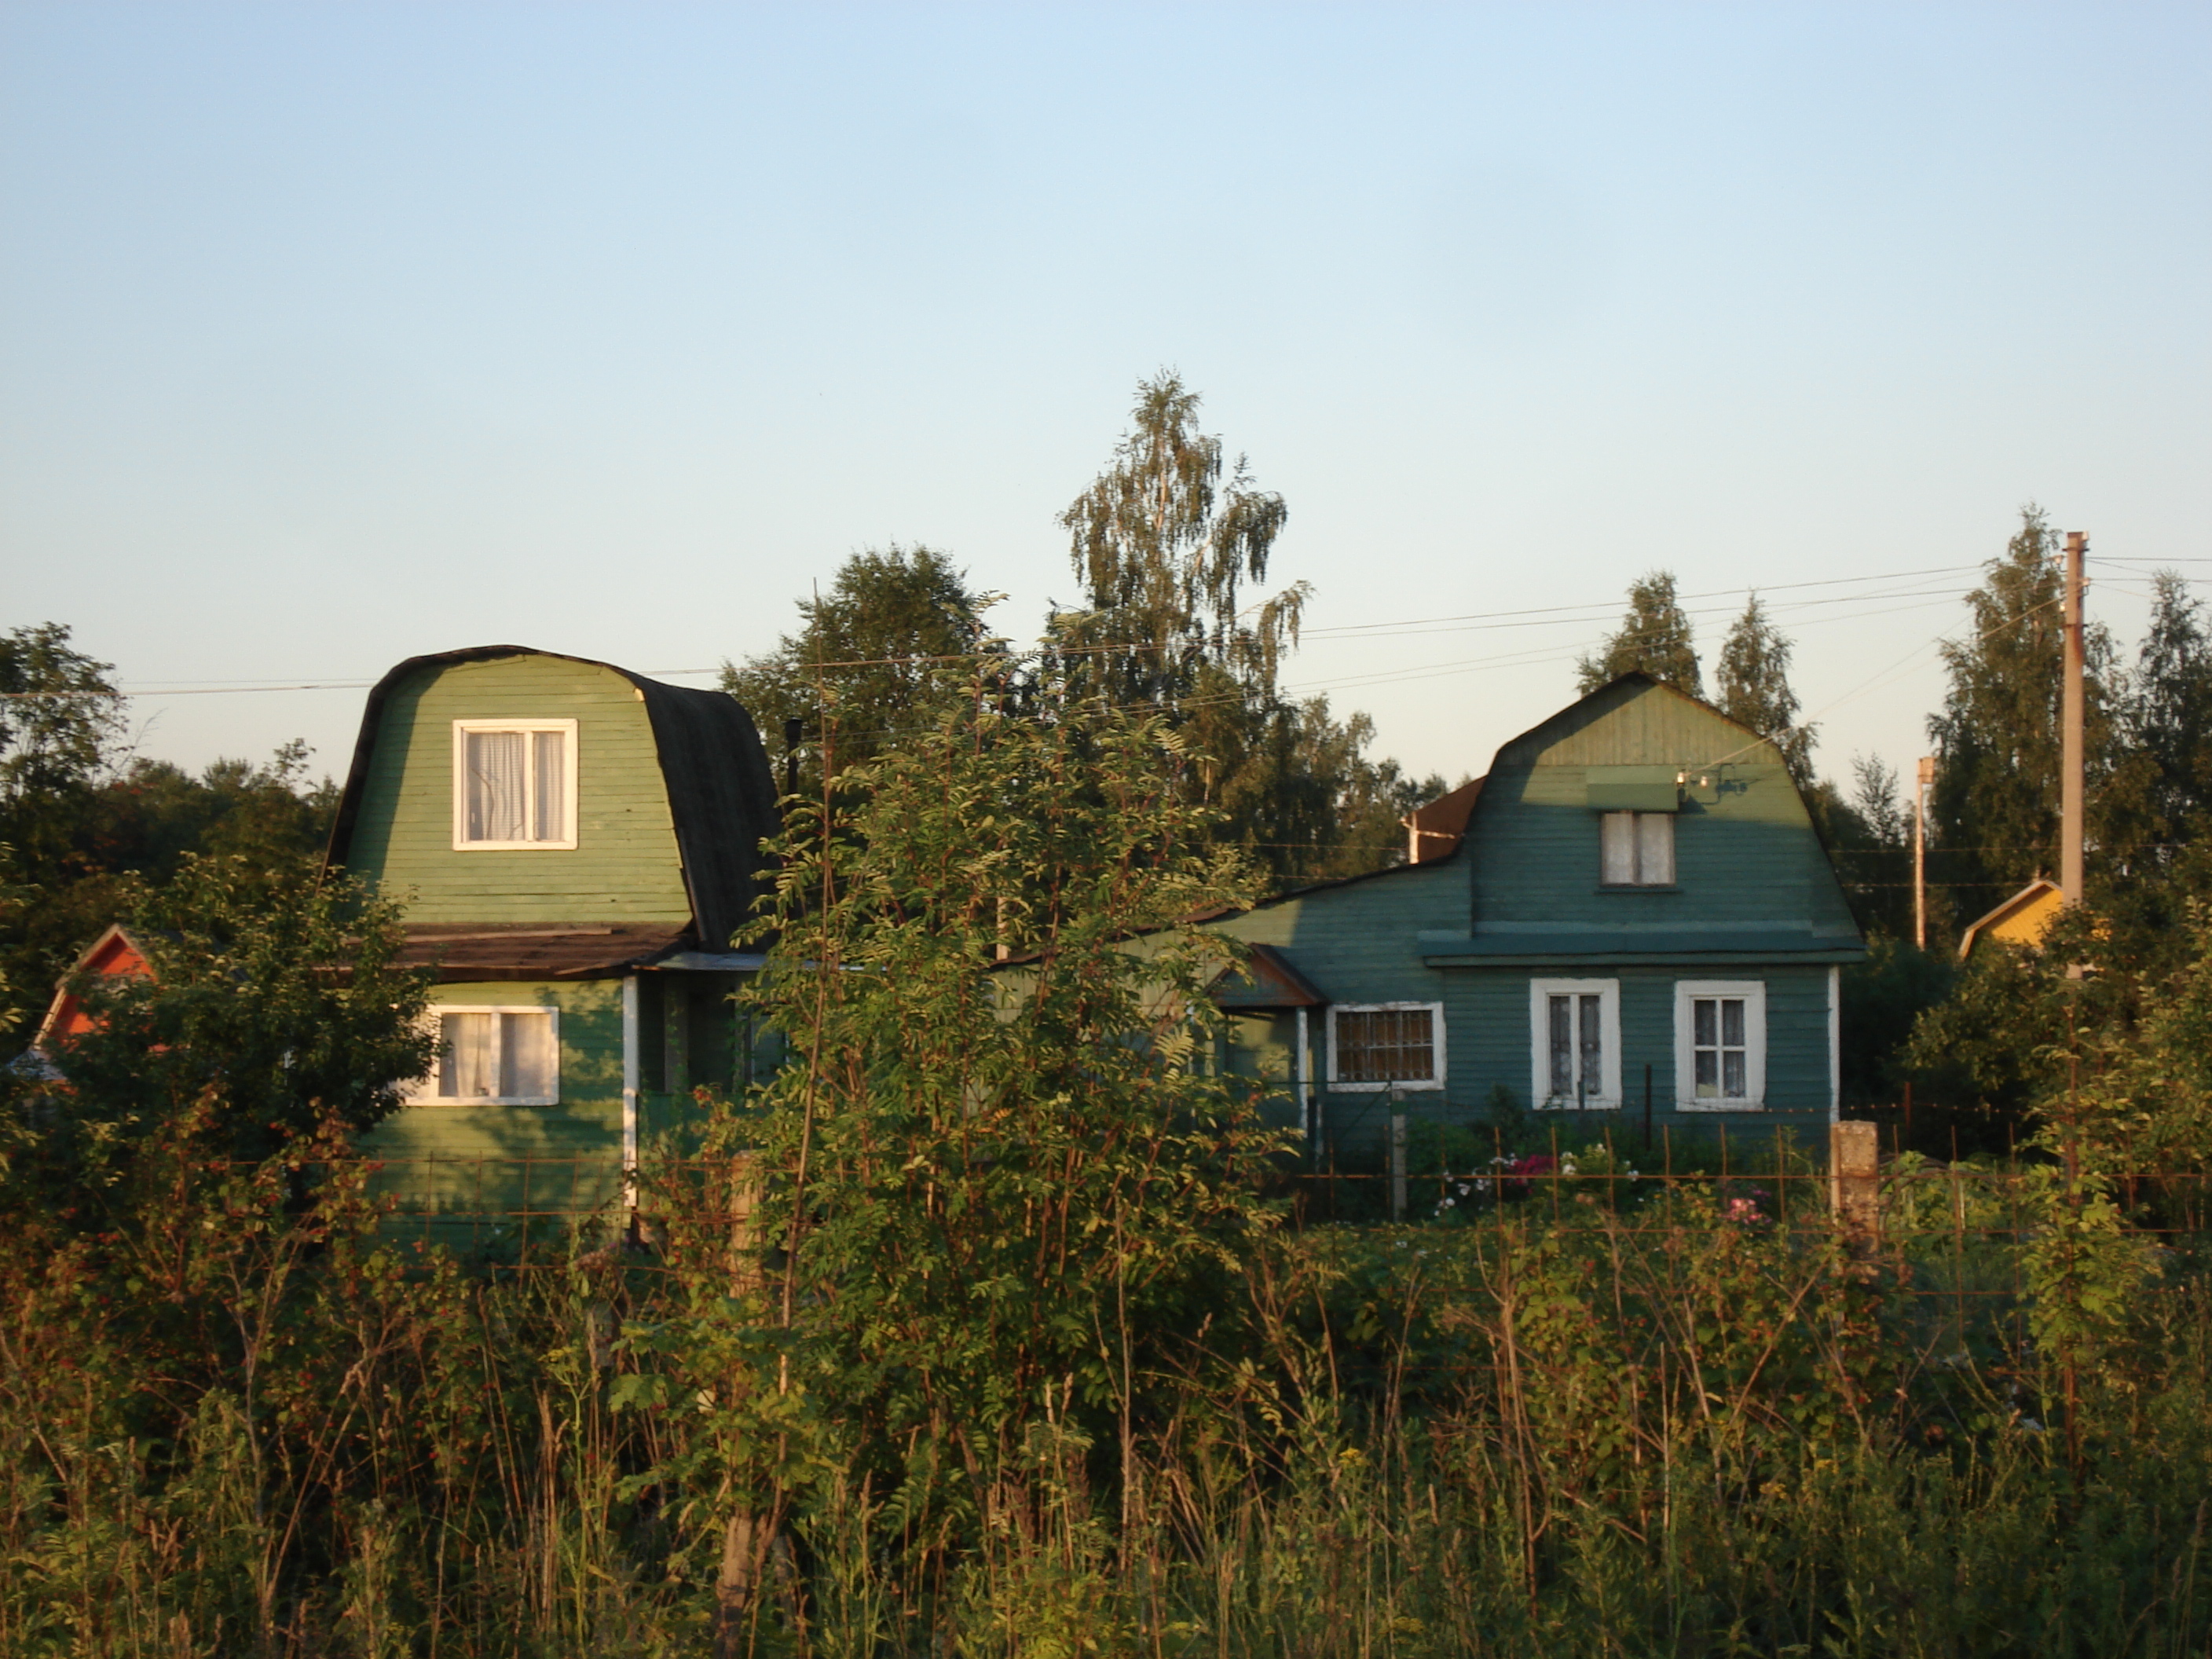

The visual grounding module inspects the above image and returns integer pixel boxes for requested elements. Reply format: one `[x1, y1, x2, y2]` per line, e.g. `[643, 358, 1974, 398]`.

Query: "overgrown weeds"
[2, 1119, 2210, 1656]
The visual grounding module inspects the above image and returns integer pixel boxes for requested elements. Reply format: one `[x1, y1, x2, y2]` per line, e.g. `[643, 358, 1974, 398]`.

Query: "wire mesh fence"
[335, 1130, 2212, 1284]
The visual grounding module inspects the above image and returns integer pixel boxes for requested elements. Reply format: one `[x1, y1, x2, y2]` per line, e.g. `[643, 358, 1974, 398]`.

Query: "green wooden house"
[322, 646, 780, 1233]
[1205, 674, 1864, 1162]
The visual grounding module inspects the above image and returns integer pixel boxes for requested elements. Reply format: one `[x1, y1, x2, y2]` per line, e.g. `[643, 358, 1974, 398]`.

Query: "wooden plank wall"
[343, 655, 691, 924]
[363, 977, 626, 1221]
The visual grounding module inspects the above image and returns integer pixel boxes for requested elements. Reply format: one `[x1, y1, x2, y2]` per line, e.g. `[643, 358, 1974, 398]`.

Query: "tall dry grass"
[2, 1137, 2208, 1657]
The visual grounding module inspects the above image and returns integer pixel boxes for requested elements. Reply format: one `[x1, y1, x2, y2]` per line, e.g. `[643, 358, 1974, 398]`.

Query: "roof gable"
[1492, 673, 1783, 774]
[34, 923, 154, 1051]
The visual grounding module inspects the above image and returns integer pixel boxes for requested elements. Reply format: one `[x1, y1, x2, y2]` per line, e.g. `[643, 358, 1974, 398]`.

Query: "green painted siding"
[364, 978, 628, 1227]
[342, 655, 690, 923]
[1203, 681, 1857, 1164]
[1467, 683, 1860, 943]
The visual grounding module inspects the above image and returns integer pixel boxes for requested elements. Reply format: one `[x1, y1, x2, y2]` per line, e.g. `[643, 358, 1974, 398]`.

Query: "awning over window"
[1584, 766, 1680, 812]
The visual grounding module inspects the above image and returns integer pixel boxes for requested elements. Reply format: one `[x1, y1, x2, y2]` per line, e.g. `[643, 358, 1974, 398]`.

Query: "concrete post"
[1830, 1119, 1880, 1247]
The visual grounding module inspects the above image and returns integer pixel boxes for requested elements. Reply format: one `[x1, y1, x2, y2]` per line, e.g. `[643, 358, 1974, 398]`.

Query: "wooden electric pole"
[2061, 532, 2087, 906]
[1914, 756, 1935, 950]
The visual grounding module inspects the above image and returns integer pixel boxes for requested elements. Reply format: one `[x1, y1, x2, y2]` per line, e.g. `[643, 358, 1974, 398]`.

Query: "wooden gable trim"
[1210, 942, 1328, 1009]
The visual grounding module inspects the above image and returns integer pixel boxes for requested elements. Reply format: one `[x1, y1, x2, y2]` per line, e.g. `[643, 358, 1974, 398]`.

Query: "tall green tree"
[728, 683, 1284, 1560]
[1576, 571, 1702, 697]
[11, 853, 432, 1211]
[1054, 372, 1304, 716]
[720, 545, 993, 800]
[1715, 594, 1815, 784]
[0, 622, 123, 808]
[2119, 569, 2212, 852]
[1053, 373, 1436, 888]
[1926, 506, 2116, 932]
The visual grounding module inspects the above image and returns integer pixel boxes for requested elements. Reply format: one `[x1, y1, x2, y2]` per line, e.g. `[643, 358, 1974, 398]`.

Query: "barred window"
[1329, 1003, 1445, 1091]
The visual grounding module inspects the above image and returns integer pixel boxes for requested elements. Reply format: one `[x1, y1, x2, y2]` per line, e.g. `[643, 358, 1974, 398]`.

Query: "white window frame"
[1326, 1001, 1445, 1093]
[1674, 980, 1767, 1112]
[1599, 811, 1675, 887]
[451, 719, 579, 850]
[406, 1005, 562, 1106]
[1529, 978, 1622, 1110]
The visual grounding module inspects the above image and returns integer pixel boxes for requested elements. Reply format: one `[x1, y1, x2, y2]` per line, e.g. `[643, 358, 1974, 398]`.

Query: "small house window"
[1328, 1002, 1445, 1092]
[1600, 811, 1674, 886]
[408, 1006, 561, 1105]
[1673, 981, 1765, 1111]
[452, 720, 577, 849]
[1529, 979, 1621, 1109]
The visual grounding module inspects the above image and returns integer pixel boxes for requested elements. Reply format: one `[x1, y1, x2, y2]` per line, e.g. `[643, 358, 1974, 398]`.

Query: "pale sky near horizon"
[3, 3, 2207, 804]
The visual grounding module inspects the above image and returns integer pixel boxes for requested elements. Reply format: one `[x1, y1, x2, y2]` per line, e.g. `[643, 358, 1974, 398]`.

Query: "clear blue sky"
[4, 2, 2206, 798]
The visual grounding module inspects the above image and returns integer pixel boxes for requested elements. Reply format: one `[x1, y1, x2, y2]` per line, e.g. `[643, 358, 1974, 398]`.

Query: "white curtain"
[501, 1012, 556, 1100]
[438, 1012, 497, 1098]
[1600, 812, 1638, 884]
[1637, 812, 1675, 884]
[531, 730, 566, 842]
[465, 731, 527, 841]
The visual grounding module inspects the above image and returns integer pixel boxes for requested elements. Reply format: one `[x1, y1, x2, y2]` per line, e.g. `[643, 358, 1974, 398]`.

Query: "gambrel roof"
[323, 645, 781, 955]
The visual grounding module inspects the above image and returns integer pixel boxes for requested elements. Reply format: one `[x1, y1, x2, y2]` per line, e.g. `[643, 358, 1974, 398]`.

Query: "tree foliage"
[1046, 372, 1447, 888]
[736, 679, 1285, 1511]
[10, 854, 433, 1210]
[1925, 507, 2117, 929]
[0, 622, 123, 807]
[0, 701, 339, 1046]
[1577, 570, 1702, 697]
[2119, 569, 2212, 854]
[1715, 593, 1815, 784]
[719, 544, 992, 803]
[1055, 372, 1303, 713]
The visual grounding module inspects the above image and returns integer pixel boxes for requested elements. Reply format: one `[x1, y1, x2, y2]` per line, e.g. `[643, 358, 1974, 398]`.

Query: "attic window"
[453, 720, 577, 849]
[1599, 811, 1674, 886]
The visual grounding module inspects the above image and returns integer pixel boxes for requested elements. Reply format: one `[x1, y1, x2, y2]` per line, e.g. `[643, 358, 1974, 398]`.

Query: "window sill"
[1327, 1080, 1445, 1093]
[1535, 1099, 1622, 1111]
[452, 841, 579, 852]
[1675, 1100, 1765, 1113]
[1596, 884, 1678, 894]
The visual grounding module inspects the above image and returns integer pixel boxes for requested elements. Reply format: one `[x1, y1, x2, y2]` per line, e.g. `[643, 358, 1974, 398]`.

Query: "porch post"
[621, 974, 640, 1207]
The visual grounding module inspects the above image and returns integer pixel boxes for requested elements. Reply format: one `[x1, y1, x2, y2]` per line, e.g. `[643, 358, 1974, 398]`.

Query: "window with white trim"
[1599, 811, 1674, 886]
[408, 1007, 561, 1105]
[452, 720, 577, 849]
[1674, 980, 1766, 1111]
[1328, 1002, 1444, 1091]
[1529, 978, 1621, 1109]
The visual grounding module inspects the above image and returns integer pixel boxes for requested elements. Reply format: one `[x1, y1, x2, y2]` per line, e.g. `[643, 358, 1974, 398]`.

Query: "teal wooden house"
[322, 646, 780, 1229]
[1206, 675, 1864, 1159]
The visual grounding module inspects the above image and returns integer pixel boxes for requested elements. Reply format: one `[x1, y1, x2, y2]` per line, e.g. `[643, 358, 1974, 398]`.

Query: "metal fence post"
[1389, 1089, 1407, 1222]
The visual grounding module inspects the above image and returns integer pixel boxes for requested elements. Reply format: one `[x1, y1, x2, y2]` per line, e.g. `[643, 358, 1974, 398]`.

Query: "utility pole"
[2060, 531, 2087, 907]
[1914, 757, 1935, 950]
